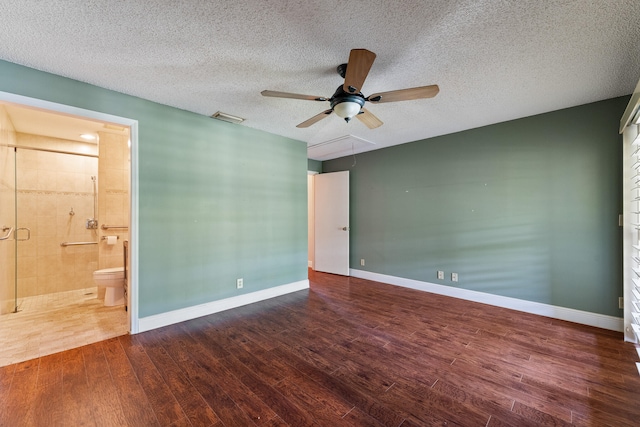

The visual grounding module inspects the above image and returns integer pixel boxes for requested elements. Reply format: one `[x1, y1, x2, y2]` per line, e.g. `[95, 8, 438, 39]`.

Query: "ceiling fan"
[261, 49, 439, 129]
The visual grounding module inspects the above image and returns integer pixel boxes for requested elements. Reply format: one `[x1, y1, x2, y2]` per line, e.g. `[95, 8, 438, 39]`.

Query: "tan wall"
[0, 106, 17, 313]
[98, 132, 129, 269]
[15, 133, 99, 297]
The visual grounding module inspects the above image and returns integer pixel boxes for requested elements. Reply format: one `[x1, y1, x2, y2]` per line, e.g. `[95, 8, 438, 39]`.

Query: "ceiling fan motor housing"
[330, 85, 365, 122]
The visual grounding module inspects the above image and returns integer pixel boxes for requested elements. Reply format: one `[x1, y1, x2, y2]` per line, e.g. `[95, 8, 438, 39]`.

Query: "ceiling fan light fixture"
[333, 101, 362, 122]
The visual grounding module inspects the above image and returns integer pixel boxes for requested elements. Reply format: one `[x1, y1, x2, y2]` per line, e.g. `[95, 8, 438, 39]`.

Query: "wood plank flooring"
[1, 269, 639, 426]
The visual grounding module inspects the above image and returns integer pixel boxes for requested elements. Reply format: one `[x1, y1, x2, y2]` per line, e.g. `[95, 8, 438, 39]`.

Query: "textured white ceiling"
[0, 1, 639, 160]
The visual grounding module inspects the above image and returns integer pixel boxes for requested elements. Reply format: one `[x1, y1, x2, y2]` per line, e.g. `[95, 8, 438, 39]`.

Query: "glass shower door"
[0, 145, 17, 314]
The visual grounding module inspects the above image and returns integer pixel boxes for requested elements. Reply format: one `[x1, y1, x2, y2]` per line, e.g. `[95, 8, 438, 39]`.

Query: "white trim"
[128, 120, 139, 333]
[137, 279, 309, 333]
[350, 269, 624, 332]
[307, 170, 318, 271]
[620, 77, 640, 132]
[0, 90, 140, 334]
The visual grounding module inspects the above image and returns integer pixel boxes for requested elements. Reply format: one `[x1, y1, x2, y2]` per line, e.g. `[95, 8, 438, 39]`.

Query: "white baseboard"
[137, 279, 309, 333]
[350, 269, 623, 332]
[308, 260, 313, 268]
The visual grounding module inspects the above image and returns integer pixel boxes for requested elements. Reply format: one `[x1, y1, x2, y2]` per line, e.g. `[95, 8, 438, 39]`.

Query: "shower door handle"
[0, 226, 13, 240]
[15, 227, 31, 241]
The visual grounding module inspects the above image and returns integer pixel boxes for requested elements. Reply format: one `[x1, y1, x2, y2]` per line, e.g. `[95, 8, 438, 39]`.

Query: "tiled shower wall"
[98, 131, 129, 270]
[15, 133, 98, 298]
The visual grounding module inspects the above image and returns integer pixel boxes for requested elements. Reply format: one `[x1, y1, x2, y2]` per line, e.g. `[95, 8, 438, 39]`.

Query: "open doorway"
[0, 92, 138, 366]
[308, 170, 350, 276]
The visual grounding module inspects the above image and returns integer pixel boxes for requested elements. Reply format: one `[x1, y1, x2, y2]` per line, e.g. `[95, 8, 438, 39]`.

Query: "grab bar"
[60, 241, 98, 247]
[101, 224, 128, 230]
[0, 226, 13, 241]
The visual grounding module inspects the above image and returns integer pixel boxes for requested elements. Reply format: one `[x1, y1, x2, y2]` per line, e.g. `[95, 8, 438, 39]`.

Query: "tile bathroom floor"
[0, 287, 127, 367]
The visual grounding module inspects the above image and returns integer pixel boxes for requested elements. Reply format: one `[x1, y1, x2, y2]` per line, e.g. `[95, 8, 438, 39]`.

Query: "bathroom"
[0, 102, 130, 366]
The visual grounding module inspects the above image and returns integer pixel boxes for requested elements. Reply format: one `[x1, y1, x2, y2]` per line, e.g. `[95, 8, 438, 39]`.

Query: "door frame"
[0, 90, 140, 333]
[307, 171, 319, 269]
[313, 170, 350, 276]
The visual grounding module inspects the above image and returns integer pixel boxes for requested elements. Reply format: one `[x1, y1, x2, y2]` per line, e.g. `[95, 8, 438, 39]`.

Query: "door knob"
[342, 226, 350, 231]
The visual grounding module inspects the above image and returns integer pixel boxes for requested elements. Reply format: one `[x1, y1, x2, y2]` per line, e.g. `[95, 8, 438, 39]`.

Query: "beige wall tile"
[84, 157, 98, 175]
[37, 237, 61, 257]
[102, 254, 124, 269]
[36, 194, 56, 215]
[105, 168, 124, 191]
[18, 168, 38, 190]
[16, 149, 37, 170]
[38, 255, 62, 278]
[56, 171, 75, 192]
[57, 214, 74, 236]
[37, 170, 57, 191]
[76, 174, 95, 193]
[37, 150, 60, 172]
[60, 251, 75, 271]
[56, 194, 76, 218]
[18, 256, 37, 278]
[105, 194, 124, 216]
[17, 193, 37, 217]
[17, 239, 36, 258]
[36, 215, 56, 238]
[17, 277, 38, 298]
[40, 275, 61, 294]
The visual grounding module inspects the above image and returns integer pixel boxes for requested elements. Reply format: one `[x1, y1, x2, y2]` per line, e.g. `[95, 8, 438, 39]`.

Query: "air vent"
[103, 123, 126, 132]
[211, 111, 245, 124]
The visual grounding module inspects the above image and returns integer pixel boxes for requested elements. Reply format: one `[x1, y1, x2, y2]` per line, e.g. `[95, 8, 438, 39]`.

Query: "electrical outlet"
[451, 273, 458, 282]
[437, 271, 444, 280]
[360, 258, 365, 266]
[236, 278, 243, 289]
[619, 297, 624, 309]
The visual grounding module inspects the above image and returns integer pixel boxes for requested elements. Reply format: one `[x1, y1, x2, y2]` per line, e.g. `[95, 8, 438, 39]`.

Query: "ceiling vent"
[211, 111, 245, 124]
[103, 123, 126, 132]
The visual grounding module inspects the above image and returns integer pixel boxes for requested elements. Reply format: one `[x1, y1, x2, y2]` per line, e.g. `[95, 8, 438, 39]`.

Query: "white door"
[314, 171, 350, 275]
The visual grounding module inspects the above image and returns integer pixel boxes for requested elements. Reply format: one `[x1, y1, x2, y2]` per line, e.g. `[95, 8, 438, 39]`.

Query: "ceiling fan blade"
[343, 49, 376, 94]
[261, 90, 327, 102]
[367, 85, 439, 103]
[296, 109, 333, 128]
[356, 108, 383, 129]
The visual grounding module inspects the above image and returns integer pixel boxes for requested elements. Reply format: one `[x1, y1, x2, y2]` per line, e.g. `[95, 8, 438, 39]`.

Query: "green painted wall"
[307, 159, 322, 173]
[0, 60, 308, 318]
[324, 97, 627, 317]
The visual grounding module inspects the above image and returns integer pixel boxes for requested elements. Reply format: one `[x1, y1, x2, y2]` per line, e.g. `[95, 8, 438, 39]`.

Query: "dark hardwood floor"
[1, 269, 639, 426]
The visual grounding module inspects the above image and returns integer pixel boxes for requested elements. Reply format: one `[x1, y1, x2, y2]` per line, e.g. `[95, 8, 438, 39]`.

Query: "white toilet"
[93, 267, 125, 306]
